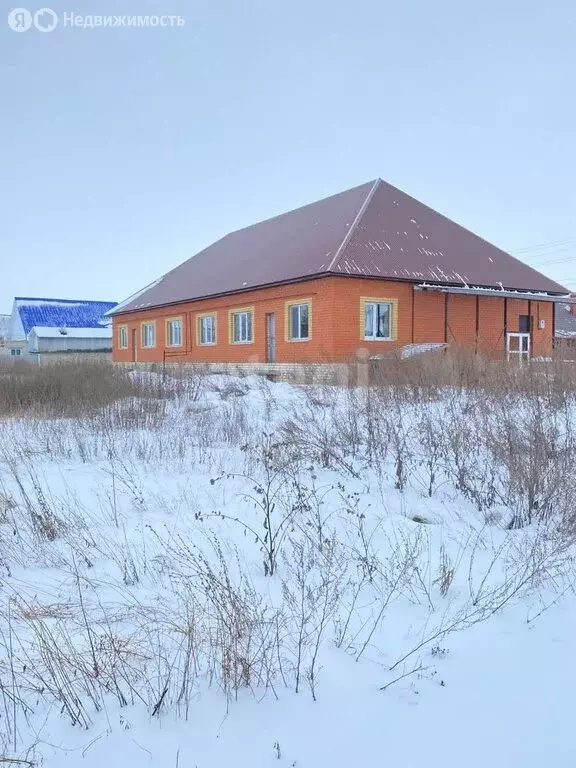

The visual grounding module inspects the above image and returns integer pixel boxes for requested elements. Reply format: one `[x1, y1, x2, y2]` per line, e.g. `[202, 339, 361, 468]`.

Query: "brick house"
[111, 179, 568, 367]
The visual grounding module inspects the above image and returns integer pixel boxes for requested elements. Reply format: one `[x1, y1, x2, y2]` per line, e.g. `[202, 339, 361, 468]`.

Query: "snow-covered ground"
[1, 369, 575, 767]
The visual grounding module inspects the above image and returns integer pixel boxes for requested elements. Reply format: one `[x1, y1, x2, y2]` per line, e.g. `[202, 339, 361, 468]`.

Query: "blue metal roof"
[15, 298, 118, 336]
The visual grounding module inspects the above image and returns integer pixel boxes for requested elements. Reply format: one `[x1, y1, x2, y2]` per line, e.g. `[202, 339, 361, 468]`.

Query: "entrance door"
[265, 313, 276, 363]
[131, 328, 137, 362]
[507, 332, 530, 363]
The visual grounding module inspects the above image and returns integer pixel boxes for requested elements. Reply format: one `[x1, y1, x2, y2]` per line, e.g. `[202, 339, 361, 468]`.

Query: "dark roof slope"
[114, 179, 567, 314]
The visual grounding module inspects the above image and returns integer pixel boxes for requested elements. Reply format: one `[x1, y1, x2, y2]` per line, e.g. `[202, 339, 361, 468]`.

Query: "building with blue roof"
[2, 297, 118, 357]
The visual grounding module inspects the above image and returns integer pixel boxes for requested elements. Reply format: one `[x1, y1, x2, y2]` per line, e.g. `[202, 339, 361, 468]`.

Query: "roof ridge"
[326, 178, 381, 273]
[15, 297, 117, 304]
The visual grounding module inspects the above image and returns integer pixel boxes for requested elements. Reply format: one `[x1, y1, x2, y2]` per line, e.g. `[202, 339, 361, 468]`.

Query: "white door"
[506, 332, 530, 363]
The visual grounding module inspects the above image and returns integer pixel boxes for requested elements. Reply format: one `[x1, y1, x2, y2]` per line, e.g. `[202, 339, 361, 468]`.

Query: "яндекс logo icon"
[7, 6, 58, 31]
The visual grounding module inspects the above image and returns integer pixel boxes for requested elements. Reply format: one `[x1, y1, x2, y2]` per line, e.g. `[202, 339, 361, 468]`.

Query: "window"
[519, 315, 532, 333]
[10, 348, 21, 357]
[141, 321, 156, 348]
[287, 301, 310, 341]
[118, 325, 128, 349]
[364, 300, 393, 340]
[198, 314, 216, 345]
[166, 318, 183, 347]
[230, 309, 253, 344]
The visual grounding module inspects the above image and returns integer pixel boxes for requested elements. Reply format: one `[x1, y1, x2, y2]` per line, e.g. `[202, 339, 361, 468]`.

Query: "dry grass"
[17, 602, 76, 621]
[0, 360, 137, 417]
[368, 346, 576, 400]
[1, 352, 576, 760]
[0, 359, 205, 419]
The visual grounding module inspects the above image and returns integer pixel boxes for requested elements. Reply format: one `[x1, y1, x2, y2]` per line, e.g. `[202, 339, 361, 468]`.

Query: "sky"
[1, 0, 575, 311]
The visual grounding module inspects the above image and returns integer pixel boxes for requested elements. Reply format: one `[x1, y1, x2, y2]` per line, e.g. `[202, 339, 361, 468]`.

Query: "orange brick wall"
[112, 276, 555, 363]
[113, 279, 336, 365]
[413, 290, 446, 345]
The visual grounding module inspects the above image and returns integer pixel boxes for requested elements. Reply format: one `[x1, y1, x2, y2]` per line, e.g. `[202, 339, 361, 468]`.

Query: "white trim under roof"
[414, 283, 573, 304]
[106, 278, 163, 315]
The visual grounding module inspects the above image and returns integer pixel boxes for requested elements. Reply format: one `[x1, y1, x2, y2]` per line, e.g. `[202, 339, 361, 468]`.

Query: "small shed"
[27, 326, 113, 354]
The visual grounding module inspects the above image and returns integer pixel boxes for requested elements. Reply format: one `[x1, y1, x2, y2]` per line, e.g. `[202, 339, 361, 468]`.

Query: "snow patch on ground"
[0, 372, 575, 766]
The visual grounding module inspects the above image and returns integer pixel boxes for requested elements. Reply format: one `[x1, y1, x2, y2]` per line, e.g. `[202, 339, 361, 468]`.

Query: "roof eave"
[110, 273, 337, 316]
[111, 272, 569, 317]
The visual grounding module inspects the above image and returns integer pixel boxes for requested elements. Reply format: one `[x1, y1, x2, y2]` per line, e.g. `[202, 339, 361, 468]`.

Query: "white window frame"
[10, 348, 22, 357]
[166, 318, 183, 347]
[288, 302, 310, 341]
[118, 325, 128, 350]
[141, 321, 156, 348]
[506, 332, 531, 363]
[231, 310, 253, 344]
[199, 315, 216, 345]
[364, 301, 393, 341]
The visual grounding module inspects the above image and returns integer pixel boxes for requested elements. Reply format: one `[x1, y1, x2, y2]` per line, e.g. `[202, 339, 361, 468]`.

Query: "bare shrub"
[281, 535, 345, 699]
[200, 434, 302, 576]
[188, 542, 282, 697]
[486, 394, 576, 528]
[1, 453, 64, 542]
[369, 347, 488, 401]
[434, 545, 455, 597]
[280, 391, 360, 477]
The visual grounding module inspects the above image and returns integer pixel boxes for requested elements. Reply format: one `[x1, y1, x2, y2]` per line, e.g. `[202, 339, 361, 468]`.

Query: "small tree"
[203, 433, 300, 576]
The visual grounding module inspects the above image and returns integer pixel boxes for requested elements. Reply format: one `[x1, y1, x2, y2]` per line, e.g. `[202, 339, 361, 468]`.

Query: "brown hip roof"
[114, 178, 567, 314]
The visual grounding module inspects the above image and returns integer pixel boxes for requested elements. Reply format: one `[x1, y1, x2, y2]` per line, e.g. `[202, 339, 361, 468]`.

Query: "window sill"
[199, 342, 217, 346]
[231, 340, 254, 345]
[364, 337, 393, 342]
[288, 337, 310, 343]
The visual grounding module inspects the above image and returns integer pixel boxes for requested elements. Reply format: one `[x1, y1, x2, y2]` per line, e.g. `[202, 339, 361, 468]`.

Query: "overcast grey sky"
[1, 0, 574, 310]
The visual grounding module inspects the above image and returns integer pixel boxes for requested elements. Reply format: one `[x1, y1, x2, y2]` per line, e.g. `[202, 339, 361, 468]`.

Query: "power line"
[517, 253, 573, 263]
[513, 237, 576, 254]
[527, 255, 575, 267]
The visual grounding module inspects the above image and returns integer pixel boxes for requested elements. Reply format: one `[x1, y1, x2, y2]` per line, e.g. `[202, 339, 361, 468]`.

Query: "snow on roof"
[29, 326, 113, 339]
[112, 179, 567, 315]
[15, 298, 117, 336]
